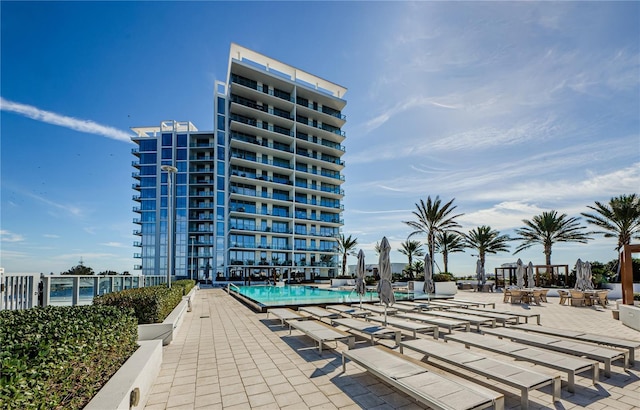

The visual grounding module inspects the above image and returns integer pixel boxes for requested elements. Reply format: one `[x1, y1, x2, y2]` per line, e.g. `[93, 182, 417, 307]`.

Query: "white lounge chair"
[342, 345, 504, 410]
[401, 338, 561, 409]
[266, 308, 308, 326]
[287, 319, 354, 353]
[445, 331, 599, 393]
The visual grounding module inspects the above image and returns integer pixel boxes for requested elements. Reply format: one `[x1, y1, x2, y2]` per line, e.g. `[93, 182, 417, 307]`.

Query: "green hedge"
[0, 305, 137, 410]
[173, 279, 196, 296]
[94, 285, 185, 324]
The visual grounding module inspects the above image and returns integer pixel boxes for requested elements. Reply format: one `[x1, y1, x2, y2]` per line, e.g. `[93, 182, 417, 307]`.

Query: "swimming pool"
[229, 284, 414, 310]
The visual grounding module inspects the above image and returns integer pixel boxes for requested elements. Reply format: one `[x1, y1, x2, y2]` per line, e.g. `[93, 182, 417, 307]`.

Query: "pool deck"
[144, 288, 640, 409]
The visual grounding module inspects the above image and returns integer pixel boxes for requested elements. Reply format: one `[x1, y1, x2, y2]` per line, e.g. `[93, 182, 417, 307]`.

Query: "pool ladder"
[226, 283, 241, 294]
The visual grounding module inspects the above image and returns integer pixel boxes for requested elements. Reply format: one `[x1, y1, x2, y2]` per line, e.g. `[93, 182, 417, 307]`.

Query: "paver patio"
[145, 288, 640, 409]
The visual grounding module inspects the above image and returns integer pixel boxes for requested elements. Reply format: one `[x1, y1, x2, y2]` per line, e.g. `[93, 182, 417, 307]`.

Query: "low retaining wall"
[138, 287, 196, 345]
[85, 340, 162, 410]
[409, 281, 458, 297]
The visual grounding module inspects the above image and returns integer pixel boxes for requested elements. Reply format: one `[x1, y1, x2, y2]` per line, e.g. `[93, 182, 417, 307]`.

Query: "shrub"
[173, 279, 196, 296]
[633, 293, 640, 301]
[94, 285, 183, 324]
[433, 273, 455, 282]
[0, 305, 137, 410]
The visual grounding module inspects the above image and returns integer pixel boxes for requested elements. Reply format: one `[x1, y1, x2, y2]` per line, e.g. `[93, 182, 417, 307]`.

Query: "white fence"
[0, 272, 169, 311]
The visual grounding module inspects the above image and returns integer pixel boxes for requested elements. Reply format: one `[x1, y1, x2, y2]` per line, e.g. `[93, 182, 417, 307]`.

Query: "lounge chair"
[353, 303, 398, 315]
[401, 338, 561, 409]
[287, 319, 354, 353]
[413, 310, 496, 331]
[482, 327, 628, 377]
[342, 345, 504, 410]
[366, 315, 439, 339]
[326, 304, 371, 318]
[298, 306, 340, 321]
[511, 323, 640, 364]
[569, 290, 586, 307]
[332, 317, 402, 346]
[467, 306, 541, 325]
[396, 311, 471, 333]
[266, 308, 308, 326]
[444, 332, 598, 393]
[447, 308, 519, 327]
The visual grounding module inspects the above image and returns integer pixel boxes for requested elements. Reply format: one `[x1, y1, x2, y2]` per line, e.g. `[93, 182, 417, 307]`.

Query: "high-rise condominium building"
[131, 44, 347, 282]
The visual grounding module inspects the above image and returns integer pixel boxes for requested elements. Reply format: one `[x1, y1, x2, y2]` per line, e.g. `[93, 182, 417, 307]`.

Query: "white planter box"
[138, 287, 195, 346]
[619, 304, 640, 332]
[85, 340, 162, 410]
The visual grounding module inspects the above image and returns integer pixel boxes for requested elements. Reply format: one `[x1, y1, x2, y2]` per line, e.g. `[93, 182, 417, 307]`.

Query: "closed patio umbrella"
[574, 259, 585, 290]
[516, 259, 525, 289]
[355, 249, 366, 308]
[377, 236, 395, 324]
[423, 253, 434, 301]
[527, 261, 535, 288]
[584, 261, 594, 290]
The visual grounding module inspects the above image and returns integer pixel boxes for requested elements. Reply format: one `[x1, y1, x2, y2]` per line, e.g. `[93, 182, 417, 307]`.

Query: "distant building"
[131, 44, 347, 281]
[347, 263, 407, 277]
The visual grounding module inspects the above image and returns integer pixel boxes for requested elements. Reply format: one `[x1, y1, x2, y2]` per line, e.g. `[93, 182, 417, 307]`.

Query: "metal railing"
[0, 273, 169, 310]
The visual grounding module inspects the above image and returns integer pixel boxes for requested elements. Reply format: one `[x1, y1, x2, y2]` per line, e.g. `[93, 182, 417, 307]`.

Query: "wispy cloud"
[43, 234, 60, 238]
[21, 190, 84, 217]
[100, 242, 128, 248]
[0, 97, 134, 143]
[0, 230, 24, 243]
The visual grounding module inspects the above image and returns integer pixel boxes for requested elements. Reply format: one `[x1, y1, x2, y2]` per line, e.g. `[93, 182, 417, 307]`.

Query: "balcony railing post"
[72, 276, 80, 306]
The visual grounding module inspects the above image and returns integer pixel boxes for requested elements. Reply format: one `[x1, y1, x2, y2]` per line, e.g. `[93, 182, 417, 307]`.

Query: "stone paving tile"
[145, 288, 639, 409]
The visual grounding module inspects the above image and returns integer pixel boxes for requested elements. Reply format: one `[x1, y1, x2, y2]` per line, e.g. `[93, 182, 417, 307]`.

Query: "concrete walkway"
[145, 288, 640, 409]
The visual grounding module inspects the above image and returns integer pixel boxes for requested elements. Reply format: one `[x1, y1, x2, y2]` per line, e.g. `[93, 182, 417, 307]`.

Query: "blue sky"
[1, 2, 638, 276]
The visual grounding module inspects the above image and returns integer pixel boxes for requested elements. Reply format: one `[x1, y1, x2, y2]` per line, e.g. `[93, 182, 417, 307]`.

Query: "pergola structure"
[620, 244, 639, 305]
[494, 264, 570, 288]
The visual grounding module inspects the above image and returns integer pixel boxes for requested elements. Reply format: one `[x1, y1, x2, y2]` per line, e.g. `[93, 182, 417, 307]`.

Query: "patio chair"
[595, 290, 609, 308]
[569, 290, 586, 307]
[558, 290, 569, 305]
[531, 289, 543, 306]
[539, 289, 549, 303]
[503, 288, 511, 303]
[510, 290, 523, 304]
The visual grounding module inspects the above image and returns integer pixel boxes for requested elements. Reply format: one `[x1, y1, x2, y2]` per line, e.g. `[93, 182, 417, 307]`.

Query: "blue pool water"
[232, 285, 413, 307]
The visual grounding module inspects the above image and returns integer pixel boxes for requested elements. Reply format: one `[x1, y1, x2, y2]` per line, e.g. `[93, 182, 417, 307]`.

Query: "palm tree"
[435, 231, 466, 274]
[411, 260, 425, 278]
[404, 196, 464, 275]
[581, 194, 640, 253]
[398, 239, 424, 279]
[514, 210, 592, 265]
[335, 234, 358, 277]
[463, 226, 511, 272]
[374, 241, 381, 255]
